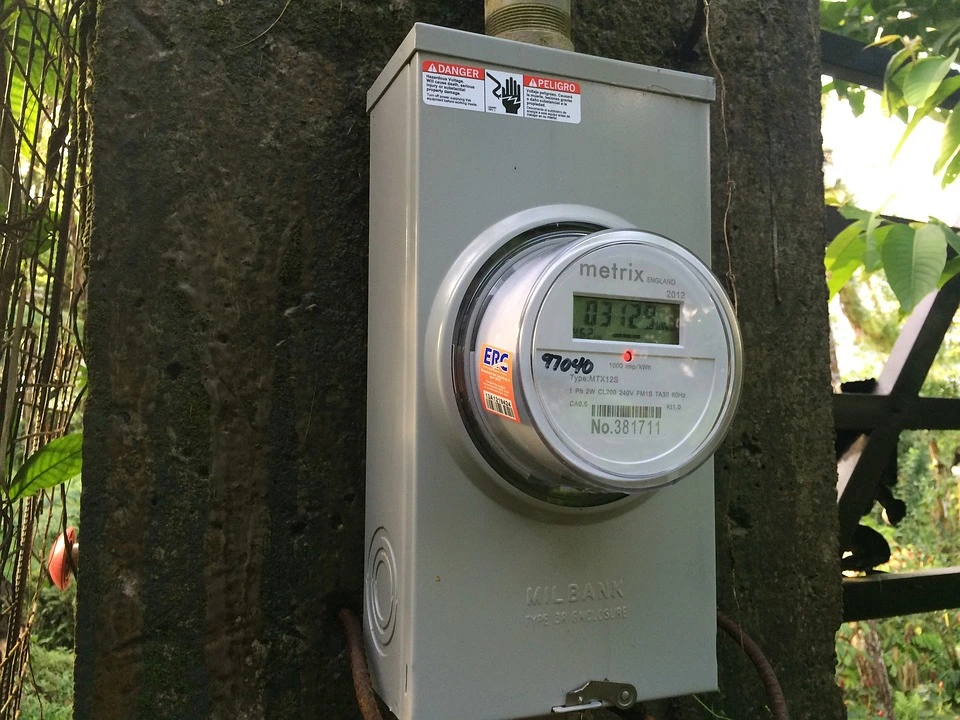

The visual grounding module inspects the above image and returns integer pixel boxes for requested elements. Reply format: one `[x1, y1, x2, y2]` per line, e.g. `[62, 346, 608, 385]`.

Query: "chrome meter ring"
[452, 222, 626, 508]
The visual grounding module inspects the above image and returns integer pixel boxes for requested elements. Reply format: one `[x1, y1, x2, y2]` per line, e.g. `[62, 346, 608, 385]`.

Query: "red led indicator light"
[622, 350, 633, 363]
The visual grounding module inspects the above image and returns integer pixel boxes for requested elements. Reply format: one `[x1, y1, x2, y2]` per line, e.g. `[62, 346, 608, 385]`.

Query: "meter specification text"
[590, 403, 662, 437]
[534, 349, 713, 463]
[556, 354, 686, 437]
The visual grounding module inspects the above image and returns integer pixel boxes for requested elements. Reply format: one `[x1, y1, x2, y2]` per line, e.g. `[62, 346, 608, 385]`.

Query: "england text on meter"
[453, 228, 742, 505]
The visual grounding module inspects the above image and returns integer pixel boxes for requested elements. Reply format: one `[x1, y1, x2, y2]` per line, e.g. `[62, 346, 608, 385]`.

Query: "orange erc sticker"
[478, 344, 520, 422]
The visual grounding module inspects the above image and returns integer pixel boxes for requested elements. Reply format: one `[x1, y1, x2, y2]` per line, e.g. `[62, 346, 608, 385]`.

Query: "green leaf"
[0, 15, 17, 33]
[902, 50, 959, 107]
[930, 19, 960, 55]
[838, 204, 871, 223]
[930, 76, 960, 109]
[22, 208, 59, 260]
[14, 8, 62, 101]
[825, 221, 867, 297]
[932, 19, 960, 55]
[882, 46, 914, 116]
[934, 107, 960, 176]
[940, 256, 960, 288]
[4, 7, 68, 167]
[831, 80, 854, 98]
[929, 218, 960, 255]
[8, 433, 83, 501]
[867, 34, 902, 48]
[827, 79, 869, 117]
[881, 223, 948, 313]
[824, 183, 848, 206]
[892, 77, 960, 159]
[7, 72, 38, 163]
[820, 1, 848, 30]
[846, 87, 866, 116]
[943, 148, 960, 188]
[865, 223, 903, 272]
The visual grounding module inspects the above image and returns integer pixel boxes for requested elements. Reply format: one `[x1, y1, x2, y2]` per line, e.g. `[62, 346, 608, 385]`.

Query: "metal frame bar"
[821, 30, 891, 92]
[843, 568, 960, 622]
[822, 35, 960, 617]
[836, 275, 960, 551]
[834, 395, 960, 431]
[821, 29, 960, 108]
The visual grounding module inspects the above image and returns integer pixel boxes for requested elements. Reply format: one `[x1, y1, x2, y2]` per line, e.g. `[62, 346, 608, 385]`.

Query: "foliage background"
[822, 2, 960, 716]
[15, 2, 959, 719]
[0, 0, 88, 717]
[74, 0, 843, 718]
[832, 274, 960, 719]
[822, 0, 960, 314]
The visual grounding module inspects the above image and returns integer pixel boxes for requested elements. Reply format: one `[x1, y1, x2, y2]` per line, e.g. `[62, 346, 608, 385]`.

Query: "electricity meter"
[365, 23, 730, 720]
[450, 227, 741, 506]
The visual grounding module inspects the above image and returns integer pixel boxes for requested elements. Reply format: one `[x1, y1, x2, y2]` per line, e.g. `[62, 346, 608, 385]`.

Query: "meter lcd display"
[572, 294, 680, 344]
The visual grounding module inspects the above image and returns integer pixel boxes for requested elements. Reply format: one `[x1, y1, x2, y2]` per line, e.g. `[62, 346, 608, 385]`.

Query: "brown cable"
[339, 608, 385, 720]
[716, 609, 791, 720]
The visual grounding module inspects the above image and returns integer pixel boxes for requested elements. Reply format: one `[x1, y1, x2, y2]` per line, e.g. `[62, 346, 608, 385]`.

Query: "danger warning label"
[422, 61, 485, 112]
[523, 74, 581, 123]
[422, 61, 581, 124]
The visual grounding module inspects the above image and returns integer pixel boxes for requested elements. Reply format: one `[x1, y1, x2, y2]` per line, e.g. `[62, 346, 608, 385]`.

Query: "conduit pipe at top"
[484, 0, 573, 50]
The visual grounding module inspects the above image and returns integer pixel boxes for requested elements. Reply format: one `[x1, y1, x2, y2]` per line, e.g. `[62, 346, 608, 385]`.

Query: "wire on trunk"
[339, 608, 385, 720]
[716, 609, 791, 720]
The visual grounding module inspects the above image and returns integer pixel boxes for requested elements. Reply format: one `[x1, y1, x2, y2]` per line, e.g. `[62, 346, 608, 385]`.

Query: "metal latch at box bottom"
[552, 681, 638, 714]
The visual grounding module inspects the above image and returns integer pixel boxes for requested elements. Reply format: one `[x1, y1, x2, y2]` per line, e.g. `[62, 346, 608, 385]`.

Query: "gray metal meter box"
[366, 23, 736, 720]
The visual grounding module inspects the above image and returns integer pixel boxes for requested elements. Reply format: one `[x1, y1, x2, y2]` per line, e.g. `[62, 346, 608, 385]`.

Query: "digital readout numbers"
[541, 353, 595, 374]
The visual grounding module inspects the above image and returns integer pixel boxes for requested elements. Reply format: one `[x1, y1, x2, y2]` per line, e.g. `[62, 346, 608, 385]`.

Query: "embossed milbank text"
[523, 580, 628, 627]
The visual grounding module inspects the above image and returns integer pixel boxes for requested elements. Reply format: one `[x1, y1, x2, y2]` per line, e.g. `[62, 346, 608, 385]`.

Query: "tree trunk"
[77, 1, 843, 719]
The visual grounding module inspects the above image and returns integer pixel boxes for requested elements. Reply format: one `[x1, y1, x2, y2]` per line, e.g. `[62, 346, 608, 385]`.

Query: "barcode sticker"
[591, 404, 662, 419]
[483, 392, 516, 419]
[477, 344, 520, 422]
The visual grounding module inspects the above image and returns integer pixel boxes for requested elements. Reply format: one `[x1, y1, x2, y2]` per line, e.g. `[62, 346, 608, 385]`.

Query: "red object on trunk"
[48, 527, 77, 590]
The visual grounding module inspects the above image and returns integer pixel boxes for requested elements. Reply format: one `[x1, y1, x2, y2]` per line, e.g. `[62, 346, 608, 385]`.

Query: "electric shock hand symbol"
[500, 77, 522, 114]
[489, 73, 522, 114]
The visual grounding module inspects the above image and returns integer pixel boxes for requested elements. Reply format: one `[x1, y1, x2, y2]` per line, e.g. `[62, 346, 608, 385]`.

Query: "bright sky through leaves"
[823, 82, 960, 224]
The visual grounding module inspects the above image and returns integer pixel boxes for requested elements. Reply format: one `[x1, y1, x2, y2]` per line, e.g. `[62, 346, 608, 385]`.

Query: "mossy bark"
[78, 1, 841, 719]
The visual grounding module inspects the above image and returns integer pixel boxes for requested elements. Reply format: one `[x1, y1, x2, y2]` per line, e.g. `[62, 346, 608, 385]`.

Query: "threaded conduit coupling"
[484, 0, 574, 51]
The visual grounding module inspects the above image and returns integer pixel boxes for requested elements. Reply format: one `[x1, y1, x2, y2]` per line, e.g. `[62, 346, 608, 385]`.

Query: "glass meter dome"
[429, 212, 742, 509]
